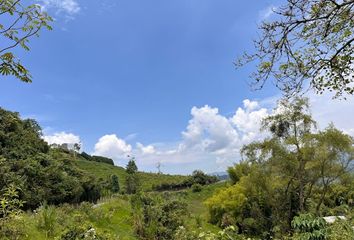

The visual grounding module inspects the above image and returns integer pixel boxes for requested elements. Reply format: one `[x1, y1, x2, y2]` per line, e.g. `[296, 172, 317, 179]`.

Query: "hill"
[72, 154, 189, 192]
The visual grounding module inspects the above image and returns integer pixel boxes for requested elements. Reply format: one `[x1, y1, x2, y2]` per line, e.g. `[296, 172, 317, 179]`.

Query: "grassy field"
[4, 154, 226, 239]
[7, 182, 226, 239]
[171, 181, 227, 233]
[73, 158, 188, 191]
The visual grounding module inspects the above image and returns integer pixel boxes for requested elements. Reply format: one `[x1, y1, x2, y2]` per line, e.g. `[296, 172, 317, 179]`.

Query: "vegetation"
[1, 1, 354, 238]
[80, 152, 115, 165]
[153, 170, 218, 191]
[126, 158, 140, 194]
[205, 97, 354, 238]
[237, 0, 354, 98]
[0, 0, 52, 82]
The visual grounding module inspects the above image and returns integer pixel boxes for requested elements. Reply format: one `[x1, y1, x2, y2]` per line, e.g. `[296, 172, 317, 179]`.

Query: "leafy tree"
[126, 174, 140, 195]
[110, 174, 120, 193]
[206, 97, 354, 237]
[0, 184, 24, 219]
[0, 108, 102, 209]
[126, 158, 138, 174]
[125, 157, 140, 194]
[237, 0, 354, 98]
[291, 214, 327, 240]
[0, 0, 52, 82]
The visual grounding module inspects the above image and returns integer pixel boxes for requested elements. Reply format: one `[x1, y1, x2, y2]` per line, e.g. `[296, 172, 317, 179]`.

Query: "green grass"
[73, 158, 188, 191]
[166, 181, 228, 233]
[11, 196, 137, 240]
[3, 152, 226, 239]
[4, 182, 226, 239]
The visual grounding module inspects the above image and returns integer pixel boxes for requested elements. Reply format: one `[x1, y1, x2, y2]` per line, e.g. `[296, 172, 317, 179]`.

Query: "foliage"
[73, 157, 189, 192]
[126, 174, 140, 195]
[175, 226, 250, 240]
[60, 225, 110, 240]
[291, 214, 327, 240]
[237, 0, 354, 98]
[0, 0, 52, 83]
[110, 174, 120, 193]
[326, 219, 354, 240]
[126, 158, 138, 174]
[192, 183, 202, 193]
[131, 192, 188, 240]
[0, 108, 101, 210]
[0, 184, 24, 218]
[206, 97, 354, 237]
[36, 203, 57, 238]
[153, 170, 218, 191]
[125, 158, 140, 194]
[80, 152, 114, 165]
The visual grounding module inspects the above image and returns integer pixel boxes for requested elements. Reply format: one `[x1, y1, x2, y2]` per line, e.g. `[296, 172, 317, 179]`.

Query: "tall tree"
[206, 97, 354, 236]
[126, 157, 138, 174]
[125, 157, 140, 194]
[1, 0, 52, 82]
[237, 0, 354, 98]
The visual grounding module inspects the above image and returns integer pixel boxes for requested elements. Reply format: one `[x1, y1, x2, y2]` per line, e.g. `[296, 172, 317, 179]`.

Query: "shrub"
[291, 214, 327, 240]
[36, 203, 57, 237]
[192, 183, 202, 193]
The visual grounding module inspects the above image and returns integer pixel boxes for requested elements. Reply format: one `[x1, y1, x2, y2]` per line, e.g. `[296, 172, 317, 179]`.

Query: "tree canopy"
[0, 0, 52, 82]
[206, 98, 354, 237]
[238, 0, 354, 98]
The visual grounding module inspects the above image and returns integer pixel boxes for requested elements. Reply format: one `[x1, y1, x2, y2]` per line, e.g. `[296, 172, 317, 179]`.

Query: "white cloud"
[136, 142, 156, 155]
[93, 134, 132, 160]
[128, 102, 269, 172]
[44, 131, 80, 145]
[91, 95, 354, 174]
[231, 99, 269, 143]
[182, 105, 240, 153]
[38, 0, 80, 15]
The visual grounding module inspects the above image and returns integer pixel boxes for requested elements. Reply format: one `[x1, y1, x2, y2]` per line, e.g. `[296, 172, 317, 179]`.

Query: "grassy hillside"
[170, 181, 227, 233]
[73, 157, 189, 191]
[9, 196, 136, 240]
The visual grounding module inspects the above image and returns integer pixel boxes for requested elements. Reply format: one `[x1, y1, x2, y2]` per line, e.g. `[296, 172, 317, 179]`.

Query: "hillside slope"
[72, 155, 188, 191]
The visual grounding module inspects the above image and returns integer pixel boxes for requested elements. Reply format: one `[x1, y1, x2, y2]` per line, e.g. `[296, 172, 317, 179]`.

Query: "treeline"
[80, 152, 114, 165]
[152, 170, 218, 191]
[0, 108, 118, 210]
[205, 98, 354, 239]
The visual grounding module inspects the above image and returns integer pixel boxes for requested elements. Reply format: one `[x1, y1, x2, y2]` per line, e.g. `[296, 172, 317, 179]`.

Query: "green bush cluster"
[80, 152, 114, 165]
[153, 170, 218, 191]
[0, 108, 103, 210]
[131, 192, 188, 239]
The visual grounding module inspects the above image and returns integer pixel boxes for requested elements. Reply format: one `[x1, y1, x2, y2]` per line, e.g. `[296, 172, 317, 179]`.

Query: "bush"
[153, 170, 219, 191]
[36, 203, 57, 237]
[192, 183, 202, 193]
[131, 193, 187, 240]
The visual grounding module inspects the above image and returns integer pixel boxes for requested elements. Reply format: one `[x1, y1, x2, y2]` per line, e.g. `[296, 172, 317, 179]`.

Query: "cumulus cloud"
[37, 0, 80, 15]
[182, 105, 240, 153]
[93, 134, 132, 160]
[136, 142, 156, 155]
[128, 101, 270, 172]
[231, 99, 269, 143]
[91, 95, 354, 174]
[44, 131, 80, 145]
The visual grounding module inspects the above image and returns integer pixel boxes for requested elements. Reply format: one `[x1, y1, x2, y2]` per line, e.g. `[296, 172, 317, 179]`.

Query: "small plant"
[0, 184, 24, 219]
[291, 214, 327, 240]
[37, 203, 57, 238]
[192, 183, 202, 193]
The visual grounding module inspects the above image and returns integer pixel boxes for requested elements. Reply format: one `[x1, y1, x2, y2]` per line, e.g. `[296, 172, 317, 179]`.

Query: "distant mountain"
[209, 171, 229, 181]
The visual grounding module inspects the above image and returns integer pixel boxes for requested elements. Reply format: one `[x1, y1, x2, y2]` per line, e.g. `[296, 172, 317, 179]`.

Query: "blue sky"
[1, 0, 353, 174]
